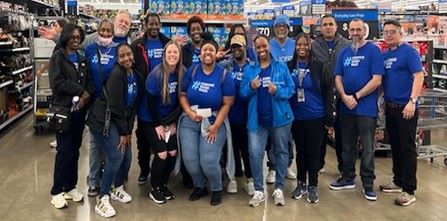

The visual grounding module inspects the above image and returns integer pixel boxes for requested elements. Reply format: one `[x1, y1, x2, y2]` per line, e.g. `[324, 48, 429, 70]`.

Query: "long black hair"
[288, 32, 322, 93]
[58, 23, 85, 50]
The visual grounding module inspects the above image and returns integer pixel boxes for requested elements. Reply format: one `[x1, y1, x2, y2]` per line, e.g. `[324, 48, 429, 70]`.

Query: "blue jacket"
[240, 59, 295, 132]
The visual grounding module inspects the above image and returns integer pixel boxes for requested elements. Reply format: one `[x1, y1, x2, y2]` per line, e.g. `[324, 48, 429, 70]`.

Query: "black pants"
[321, 100, 344, 172]
[147, 126, 177, 188]
[136, 120, 152, 177]
[51, 110, 86, 195]
[230, 123, 252, 178]
[386, 104, 418, 195]
[291, 118, 325, 187]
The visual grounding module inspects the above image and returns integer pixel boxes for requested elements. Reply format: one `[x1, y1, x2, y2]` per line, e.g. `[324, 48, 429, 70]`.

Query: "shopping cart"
[375, 89, 447, 166]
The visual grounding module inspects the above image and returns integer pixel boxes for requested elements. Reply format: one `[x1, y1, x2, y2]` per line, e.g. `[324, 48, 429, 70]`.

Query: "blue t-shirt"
[257, 65, 273, 127]
[146, 70, 178, 118]
[228, 61, 249, 124]
[182, 64, 235, 111]
[145, 39, 164, 71]
[85, 43, 117, 99]
[126, 71, 138, 108]
[68, 52, 78, 69]
[327, 40, 335, 54]
[192, 47, 201, 65]
[113, 36, 129, 44]
[269, 38, 295, 63]
[334, 42, 385, 117]
[289, 62, 325, 120]
[383, 43, 423, 105]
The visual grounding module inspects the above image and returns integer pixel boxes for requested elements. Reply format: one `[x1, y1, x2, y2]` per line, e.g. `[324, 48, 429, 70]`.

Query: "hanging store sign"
[332, 9, 379, 40]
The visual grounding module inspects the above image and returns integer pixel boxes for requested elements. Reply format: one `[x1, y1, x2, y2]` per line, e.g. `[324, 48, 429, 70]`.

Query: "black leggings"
[291, 118, 325, 187]
[136, 120, 152, 177]
[147, 126, 177, 188]
[230, 123, 252, 178]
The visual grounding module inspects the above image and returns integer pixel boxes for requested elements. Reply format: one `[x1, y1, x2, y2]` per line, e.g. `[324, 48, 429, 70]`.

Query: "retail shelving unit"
[432, 44, 447, 92]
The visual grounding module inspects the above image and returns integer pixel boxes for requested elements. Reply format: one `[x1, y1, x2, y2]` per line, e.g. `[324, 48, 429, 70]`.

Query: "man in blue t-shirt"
[270, 14, 295, 63]
[267, 14, 297, 181]
[379, 20, 424, 207]
[330, 19, 384, 202]
[131, 13, 171, 185]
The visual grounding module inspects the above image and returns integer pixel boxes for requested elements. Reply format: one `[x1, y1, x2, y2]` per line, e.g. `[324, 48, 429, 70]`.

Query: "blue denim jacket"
[240, 59, 295, 132]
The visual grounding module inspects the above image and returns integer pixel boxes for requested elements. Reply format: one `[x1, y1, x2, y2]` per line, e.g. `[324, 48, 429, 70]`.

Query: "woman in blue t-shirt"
[145, 41, 186, 204]
[240, 34, 295, 207]
[87, 44, 142, 218]
[178, 33, 235, 206]
[287, 33, 335, 204]
[84, 19, 118, 197]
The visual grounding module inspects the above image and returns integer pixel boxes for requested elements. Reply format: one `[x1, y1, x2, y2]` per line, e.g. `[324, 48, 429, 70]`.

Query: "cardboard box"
[171, 26, 188, 37]
[160, 26, 171, 38]
[207, 0, 223, 15]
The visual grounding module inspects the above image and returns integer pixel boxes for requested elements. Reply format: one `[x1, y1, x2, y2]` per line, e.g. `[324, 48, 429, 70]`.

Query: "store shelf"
[18, 82, 33, 91]
[0, 47, 31, 53]
[79, 13, 97, 20]
[433, 74, 447, 80]
[0, 106, 33, 131]
[433, 59, 447, 64]
[2, 0, 58, 9]
[12, 66, 33, 76]
[0, 80, 14, 89]
[434, 88, 447, 93]
[161, 18, 247, 24]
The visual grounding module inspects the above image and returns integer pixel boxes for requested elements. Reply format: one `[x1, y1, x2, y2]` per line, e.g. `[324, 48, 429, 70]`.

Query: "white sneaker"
[266, 170, 276, 184]
[111, 185, 132, 203]
[226, 179, 238, 194]
[243, 178, 255, 196]
[249, 191, 265, 207]
[95, 195, 116, 218]
[49, 140, 57, 148]
[286, 168, 297, 180]
[51, 192, 68, 209]
[64, 188, 84, 202]
[272, 189, 285, 206]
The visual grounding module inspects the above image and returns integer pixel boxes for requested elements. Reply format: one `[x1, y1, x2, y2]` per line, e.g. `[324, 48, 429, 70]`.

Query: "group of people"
[46, 10, 423, 218]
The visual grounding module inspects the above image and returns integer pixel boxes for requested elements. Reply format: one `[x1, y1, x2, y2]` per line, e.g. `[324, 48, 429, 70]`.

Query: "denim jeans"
[386, 104, 418, 195]
[249, 123, 291, 191]
[91, 123, 132, 197]
[51, 110, 86, 195]
[87, 131, 104, 188]
[266, 135, 294, 170]
[340, 114, 376, 188]
[179, 116, 227, 192]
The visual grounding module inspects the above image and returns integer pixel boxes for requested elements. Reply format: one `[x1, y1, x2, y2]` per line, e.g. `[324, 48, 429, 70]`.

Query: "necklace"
[99, 46, 113, 56]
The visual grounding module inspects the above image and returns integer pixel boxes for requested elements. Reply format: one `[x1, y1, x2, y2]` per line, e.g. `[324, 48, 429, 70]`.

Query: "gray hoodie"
[311, 33, 350, 76]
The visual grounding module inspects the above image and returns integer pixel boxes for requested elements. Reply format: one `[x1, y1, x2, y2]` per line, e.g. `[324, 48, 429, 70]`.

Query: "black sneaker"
[149, 188, 167, 204]
[138, 174, 149, 185]
[182, 178, 193, 189]
[189, 187, 209, 201]
[161, 185, 175, 200]
[88, 186, 99, 197]
[210, 191, 222, 206]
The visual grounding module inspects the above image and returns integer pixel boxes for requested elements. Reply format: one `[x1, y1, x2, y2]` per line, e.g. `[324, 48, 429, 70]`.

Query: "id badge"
[297, 88, 305, 102]
[100, 56, 110, 64]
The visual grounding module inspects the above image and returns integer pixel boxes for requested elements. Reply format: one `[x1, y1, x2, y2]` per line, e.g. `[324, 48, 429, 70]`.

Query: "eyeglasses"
[383, 29, 398, 35]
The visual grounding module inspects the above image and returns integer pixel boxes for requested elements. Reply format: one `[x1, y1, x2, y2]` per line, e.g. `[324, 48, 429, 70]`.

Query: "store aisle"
[1, 115, 447, 221]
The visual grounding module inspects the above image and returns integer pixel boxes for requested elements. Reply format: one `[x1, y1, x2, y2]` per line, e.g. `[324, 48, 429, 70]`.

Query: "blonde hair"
[158, 40, 185, 104]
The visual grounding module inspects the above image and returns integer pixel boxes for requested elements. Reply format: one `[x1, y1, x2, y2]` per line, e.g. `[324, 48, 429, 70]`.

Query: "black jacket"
[287, 57, 335, 127]
[131, 33, 171, 81]
[87, 65, 143, 135]
[182, 42, 196, 69]
[49, 49, 95, 108]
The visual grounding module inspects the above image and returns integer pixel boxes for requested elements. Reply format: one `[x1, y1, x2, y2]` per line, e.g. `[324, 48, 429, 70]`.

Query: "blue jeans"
[179, 116, 226, 192]
[91, 124, 132, 197]
[340, 114, 376, 188]
[249, 123, 291, 191]
[87, 131, 104, 188]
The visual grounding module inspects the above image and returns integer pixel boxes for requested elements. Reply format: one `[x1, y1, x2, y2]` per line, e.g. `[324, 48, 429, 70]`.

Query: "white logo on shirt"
[344, 56, 365, 67]
[169, 82, 178, 94]
[385, 57, 397, 69]
[261, 76, 271, 87]
[232, 71, 243, 81]
[148, 48, 163, 59]
[191, 81, 215, 93]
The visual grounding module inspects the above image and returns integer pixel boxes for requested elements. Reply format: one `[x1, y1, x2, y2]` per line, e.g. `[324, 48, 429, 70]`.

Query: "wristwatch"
[410, 97, 418, 104]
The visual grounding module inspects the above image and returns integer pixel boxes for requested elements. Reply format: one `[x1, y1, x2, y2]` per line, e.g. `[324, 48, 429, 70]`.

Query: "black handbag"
[47, 104, 71, 133]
